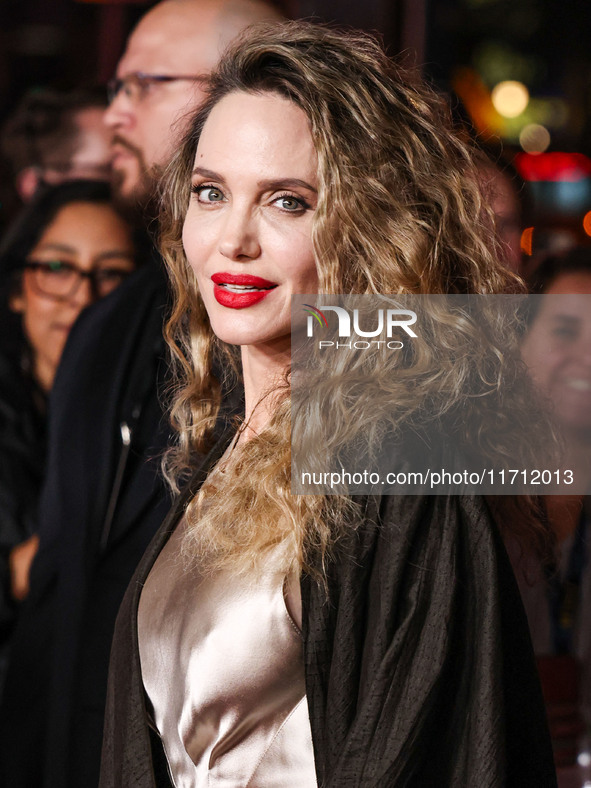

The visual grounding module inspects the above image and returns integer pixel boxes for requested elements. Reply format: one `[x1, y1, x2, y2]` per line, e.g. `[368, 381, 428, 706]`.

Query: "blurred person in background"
[519, 247, 591, 786]
[0, 179, 138, 697]
[0, 2, 283, 788]
[479, 148, 532, 277]
[0, 87, 112, 205]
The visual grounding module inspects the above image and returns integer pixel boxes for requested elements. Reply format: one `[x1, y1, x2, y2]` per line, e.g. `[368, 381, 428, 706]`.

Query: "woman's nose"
[69, 274, 96, 309]
[218, 207, 261, 262]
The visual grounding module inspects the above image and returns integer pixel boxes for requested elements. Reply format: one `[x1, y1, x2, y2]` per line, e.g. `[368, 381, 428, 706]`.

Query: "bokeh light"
[519, 124, 551, 154]
[491, 80, 529, 118]
[520, 227, 534, 255]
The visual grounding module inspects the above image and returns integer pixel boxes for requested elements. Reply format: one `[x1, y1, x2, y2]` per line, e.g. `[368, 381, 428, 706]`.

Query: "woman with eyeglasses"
[0, 179, 139, 692]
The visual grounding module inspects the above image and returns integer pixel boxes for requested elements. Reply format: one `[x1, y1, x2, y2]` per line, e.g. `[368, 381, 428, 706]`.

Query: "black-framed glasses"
[107, 72, 209, 104]
[24, 259, 133, 300]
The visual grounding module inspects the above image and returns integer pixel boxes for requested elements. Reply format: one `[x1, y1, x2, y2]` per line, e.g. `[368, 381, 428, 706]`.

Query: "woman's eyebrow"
[192, 167, 225, 182]
[33, 242, 76, 255]
[95, 251, 136, 263]
[258, 178, 317, 193]
[550, 314, 579, 323]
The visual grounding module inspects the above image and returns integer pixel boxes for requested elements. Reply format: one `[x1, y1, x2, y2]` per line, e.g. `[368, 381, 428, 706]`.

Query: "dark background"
[2, 0, 588, 148]
[2, 0, 590, 251]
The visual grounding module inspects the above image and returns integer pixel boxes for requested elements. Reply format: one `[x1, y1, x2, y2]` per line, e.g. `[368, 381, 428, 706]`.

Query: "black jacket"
[100, 430, 557, 788]
[0, 348, 45, 647]
[0, 261, 173, 788]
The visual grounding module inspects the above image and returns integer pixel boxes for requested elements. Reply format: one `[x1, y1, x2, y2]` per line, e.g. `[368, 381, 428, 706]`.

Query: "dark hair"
[528, 246, 591, 294]
[0, 87, 107, 176]
[0, 179, 141, 287]
[518, 246, 591, 330]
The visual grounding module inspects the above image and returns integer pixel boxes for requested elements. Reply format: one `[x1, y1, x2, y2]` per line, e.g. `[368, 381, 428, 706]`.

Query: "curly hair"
[159, 21, 550, 577]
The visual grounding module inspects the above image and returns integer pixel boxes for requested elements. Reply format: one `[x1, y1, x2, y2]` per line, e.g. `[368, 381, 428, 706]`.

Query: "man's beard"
[110, 135, 161, 224]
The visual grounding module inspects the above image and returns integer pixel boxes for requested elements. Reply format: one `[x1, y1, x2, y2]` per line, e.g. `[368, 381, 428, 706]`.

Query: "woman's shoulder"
[357, 493, 496, 549]
[317, 494, 503, 617]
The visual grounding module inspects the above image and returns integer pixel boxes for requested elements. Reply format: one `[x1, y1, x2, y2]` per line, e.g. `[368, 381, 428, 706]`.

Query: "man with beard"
[0, 2, 283, 787]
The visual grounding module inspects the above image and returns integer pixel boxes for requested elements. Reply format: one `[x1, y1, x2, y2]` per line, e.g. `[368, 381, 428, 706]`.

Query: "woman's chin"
[213, 331, 291, 360]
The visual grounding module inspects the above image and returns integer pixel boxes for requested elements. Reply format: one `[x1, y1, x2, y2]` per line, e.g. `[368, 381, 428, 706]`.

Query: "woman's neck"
[33, 354, 55, 394]
[240, 343, 290, 438]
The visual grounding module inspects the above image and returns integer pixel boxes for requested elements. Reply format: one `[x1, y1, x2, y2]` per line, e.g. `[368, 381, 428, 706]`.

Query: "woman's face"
[11, 200, 136, 391]
[182, 91, 319, 357]
[521, 272, 591, 433]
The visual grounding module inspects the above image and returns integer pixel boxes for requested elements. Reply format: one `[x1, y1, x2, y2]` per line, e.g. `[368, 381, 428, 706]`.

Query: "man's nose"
[104, 90, 134, 130]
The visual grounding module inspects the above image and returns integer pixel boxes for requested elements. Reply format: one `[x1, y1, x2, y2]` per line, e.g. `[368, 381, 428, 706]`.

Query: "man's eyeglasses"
[107, 72, 209, 104]
[24, 259, 133, 300]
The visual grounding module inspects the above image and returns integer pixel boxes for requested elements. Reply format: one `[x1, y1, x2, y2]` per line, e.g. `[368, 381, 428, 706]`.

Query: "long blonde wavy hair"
[160, 22, 549, 577]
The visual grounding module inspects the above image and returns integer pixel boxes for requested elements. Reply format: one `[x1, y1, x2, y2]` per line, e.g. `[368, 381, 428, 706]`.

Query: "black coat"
[0, 348, 45, 650]
[0, 261, 174, 788]
[100, 430, 557, 788]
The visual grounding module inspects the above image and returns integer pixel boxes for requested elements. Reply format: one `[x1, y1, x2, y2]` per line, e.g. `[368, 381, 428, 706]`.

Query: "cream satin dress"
[137, 517, 318, 787]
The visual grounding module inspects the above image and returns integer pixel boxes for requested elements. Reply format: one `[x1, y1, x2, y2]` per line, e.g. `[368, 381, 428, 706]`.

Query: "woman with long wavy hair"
[101, 22, 556, 787]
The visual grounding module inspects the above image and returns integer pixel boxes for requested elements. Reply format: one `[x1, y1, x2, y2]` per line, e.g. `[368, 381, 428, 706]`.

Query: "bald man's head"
[104, 0, 283, 205]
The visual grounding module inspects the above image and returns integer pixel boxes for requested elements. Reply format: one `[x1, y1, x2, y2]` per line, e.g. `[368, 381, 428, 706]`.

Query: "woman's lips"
[211, 272, 278, 309]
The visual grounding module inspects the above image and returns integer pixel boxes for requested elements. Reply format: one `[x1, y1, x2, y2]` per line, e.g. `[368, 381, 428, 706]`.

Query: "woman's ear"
[8, 269, 26, 314]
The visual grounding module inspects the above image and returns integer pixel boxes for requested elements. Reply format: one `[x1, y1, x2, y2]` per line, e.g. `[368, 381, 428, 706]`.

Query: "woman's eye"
[273, 195, 307, 212]
[194, 185, 225, 203]
[30, 259, 73, 277]
[46, 259, 67, 272]
[552, 326, 578, 340]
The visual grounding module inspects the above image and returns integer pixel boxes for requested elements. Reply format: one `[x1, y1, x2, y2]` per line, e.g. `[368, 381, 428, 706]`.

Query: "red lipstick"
[211, 272, 277, 309]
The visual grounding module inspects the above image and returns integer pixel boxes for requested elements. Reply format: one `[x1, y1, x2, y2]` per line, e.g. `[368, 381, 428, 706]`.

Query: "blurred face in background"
[11, 201, 136, 392]
[521, 272, 591, 435]
[18, 106, 113, 202]
[103, 0, 283, 206]
[44, 106, 112, 184]
[481, 165, 523, 274]
[104, 3, 221, 205]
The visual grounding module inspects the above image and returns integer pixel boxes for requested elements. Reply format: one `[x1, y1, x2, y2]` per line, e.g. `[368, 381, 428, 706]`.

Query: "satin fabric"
[138, 520, 316, 787]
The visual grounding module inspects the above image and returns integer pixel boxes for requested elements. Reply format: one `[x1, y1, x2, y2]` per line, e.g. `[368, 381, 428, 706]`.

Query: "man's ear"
[16, 167, 41, 202]
[9, 289, 25, 314]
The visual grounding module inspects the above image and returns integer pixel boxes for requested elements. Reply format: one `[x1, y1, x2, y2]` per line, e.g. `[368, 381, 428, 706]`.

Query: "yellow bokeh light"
[491, 80, 529, 118]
